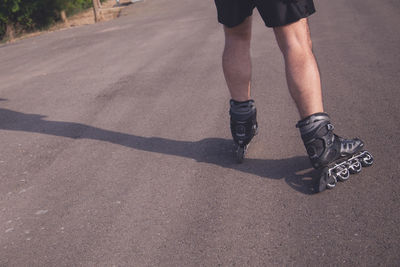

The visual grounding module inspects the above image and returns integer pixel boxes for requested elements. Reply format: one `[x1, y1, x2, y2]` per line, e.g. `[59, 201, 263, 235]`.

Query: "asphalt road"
[1, 0, 399, 266]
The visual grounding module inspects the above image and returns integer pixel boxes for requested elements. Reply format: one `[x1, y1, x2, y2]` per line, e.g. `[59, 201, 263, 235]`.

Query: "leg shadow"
[0, 107, 318, 194]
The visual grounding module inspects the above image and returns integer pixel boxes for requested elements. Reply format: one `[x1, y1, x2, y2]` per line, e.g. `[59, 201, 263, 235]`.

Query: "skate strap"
[296, 112, 329, 128]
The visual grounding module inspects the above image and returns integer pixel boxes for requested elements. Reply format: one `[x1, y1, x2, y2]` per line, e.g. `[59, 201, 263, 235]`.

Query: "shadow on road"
[114, 2, 132, 8]
[0, 106, 319, 194]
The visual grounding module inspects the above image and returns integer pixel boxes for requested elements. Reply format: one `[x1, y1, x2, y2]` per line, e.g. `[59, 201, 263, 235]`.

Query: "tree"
[0, 0, 21, 40]
[92, 0, 103, 22]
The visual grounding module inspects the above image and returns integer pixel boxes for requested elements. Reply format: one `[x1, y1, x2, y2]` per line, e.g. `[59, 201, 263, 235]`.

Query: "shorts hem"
[218, 11, 254, 28]
[266, 9, 316, 28]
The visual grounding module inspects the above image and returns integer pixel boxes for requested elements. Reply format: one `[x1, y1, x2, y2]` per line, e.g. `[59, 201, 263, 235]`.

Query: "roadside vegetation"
[0, 0, 106, 42]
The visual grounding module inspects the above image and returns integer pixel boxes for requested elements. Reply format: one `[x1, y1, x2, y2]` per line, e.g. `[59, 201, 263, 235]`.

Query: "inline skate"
[229, 99, 258, 163]
[296, 113, 373, 192]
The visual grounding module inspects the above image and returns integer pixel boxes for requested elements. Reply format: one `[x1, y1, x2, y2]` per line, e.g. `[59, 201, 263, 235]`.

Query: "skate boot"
[230, 99, 258, 163]
[296, 113, 373, 192]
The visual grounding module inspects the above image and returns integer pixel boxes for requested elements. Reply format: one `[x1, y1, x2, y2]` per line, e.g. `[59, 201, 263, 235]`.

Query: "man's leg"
[273, 18, 374, 191]
[273, 18, 324, 119]
[221, 17, 258, 162]
[222, 17, 252, 102]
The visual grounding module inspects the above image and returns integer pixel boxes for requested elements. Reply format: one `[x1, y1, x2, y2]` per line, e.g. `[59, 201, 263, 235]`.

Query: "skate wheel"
[349, 160, 362, 174]
[336, 167, 350, 182]
[319, 168, 336, 192]
[360, 151, 373, 167]
[326, 180, 336, 189]
[235, 145, 246, 164]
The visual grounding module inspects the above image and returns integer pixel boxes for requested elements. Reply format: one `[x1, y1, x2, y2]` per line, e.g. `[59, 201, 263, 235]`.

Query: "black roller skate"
[296, 113, 373, 192]
[230, 99, 258, 163]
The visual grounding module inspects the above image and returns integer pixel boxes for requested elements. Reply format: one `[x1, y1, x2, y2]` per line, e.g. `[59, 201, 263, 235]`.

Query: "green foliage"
[64, 0, 94, 16]
[0, 0, 21, 37]
[0, 0, 104, 40]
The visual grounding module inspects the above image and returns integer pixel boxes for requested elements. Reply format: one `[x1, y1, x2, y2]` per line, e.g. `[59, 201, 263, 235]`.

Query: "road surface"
[1, 0, 399, 265]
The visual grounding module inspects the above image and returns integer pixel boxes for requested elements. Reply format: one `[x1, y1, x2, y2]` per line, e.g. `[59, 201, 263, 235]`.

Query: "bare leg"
[222, 17, 252, 102]
[273, 18, 324, 119]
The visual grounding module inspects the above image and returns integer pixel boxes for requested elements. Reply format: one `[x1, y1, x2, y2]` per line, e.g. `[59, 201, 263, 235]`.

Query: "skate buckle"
[327, 123, 334, 131]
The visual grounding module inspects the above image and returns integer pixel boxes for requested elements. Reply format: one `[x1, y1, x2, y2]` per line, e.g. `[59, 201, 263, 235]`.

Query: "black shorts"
[214, 0, 316, 28]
